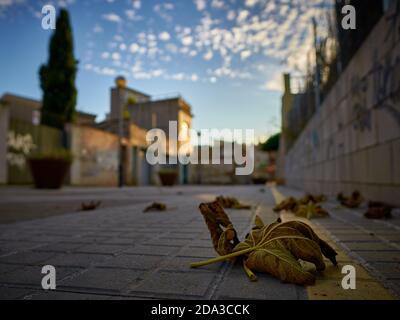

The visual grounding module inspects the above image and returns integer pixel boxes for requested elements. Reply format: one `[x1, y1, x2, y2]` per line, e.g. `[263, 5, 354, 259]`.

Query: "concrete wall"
[69, 125, 119, 186]
[284, 4, 400, 206]
[0, 105, 9, 184]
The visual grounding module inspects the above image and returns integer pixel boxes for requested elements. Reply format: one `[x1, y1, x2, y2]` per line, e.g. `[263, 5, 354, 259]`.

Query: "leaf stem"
[190, 247, 255, 268]
[242, 260, 257, 282]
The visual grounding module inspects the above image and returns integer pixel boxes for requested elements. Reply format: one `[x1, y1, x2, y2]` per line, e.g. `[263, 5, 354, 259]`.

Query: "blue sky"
[0, 0, 331, 142]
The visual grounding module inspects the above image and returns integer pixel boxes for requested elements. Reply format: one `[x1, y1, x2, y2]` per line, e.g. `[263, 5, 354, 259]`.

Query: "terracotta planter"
[158, 172, 178, 186]
[28, 159, 71, 189]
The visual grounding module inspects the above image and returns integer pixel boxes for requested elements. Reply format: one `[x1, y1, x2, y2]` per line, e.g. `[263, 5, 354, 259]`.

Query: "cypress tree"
[39, 9, 78, 129]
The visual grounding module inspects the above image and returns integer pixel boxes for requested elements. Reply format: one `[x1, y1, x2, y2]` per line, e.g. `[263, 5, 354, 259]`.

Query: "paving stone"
[0, 287, 34, 300]
[124, 245, 180, 256]
[95, 254, 165, 270]
[60, 268, 142, 292]
[0, 252, 57, 266]
[343, 242, 398, 251]
[74, 244, 129, 255]
[28, 290, 115, 300]
[356, 251, 400, 263]
[0, 263, 23, 275]
[159, 256, 222, 273]
[0, 265, 80, 287]
[335, 234, 382, 242]
[177, 247, 216, 259]
[129, 271, 216, 298]
[43, 253, 111, 268]
[33, 242, 85, 253]
[215, 267, 303, 300]
[369, 262, 400, 279]
[0, 241, 44, 254]
[143, 238, 192, 247]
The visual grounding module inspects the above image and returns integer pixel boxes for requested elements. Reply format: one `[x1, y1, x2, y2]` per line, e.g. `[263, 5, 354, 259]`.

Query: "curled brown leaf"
[216, 196, 252, 210]
[199, 201, 240, 256]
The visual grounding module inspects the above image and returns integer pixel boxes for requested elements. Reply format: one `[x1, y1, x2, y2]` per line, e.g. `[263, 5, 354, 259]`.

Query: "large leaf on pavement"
[191, 216, 338, 286]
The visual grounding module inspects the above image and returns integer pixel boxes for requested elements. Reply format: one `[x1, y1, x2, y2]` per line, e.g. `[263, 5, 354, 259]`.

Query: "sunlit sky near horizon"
[0, 0, 332, 143]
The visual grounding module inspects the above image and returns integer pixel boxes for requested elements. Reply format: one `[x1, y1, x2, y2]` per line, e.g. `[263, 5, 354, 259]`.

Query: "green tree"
[261, 133, 281, 152]
[39, 9, 78, 129]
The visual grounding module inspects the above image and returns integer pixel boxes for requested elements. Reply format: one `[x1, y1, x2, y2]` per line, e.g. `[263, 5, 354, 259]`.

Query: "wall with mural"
[69, 125, 119, 186]
[284, 3, 400, 206]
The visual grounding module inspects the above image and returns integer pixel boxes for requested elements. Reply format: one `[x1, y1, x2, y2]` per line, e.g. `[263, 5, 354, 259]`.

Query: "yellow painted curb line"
[270, 186, 395, 300]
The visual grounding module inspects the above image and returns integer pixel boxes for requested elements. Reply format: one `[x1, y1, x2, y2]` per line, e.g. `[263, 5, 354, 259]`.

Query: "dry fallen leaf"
[364, 201, 392, 219]
[199, 201, 240, 256]
[273, 197, 298, 213]
[143, 202, 167, 213]
[216, 196, 251, 210]
[192, 214, 338, 286]
[80, 201, 101, 211]
[273, 195, 329, 220]
[337, 191, 363, 209]
[298, 194, 327, 205]
[294, 202, 329, 219]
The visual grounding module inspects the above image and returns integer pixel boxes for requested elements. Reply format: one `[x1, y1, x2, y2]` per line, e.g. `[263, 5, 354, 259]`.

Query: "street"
[0, 185, 399, 300]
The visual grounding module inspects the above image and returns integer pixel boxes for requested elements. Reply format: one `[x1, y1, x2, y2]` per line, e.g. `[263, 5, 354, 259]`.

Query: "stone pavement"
[0, 185, 398, 300]
[275, 186, 400, 299]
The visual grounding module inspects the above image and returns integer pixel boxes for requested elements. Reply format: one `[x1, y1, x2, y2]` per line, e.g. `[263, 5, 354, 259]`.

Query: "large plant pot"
[28, 159, 71, 189]
[158, 172, 178, 186]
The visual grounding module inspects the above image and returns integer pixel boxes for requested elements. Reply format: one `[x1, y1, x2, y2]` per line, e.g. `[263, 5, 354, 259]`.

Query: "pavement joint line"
[317, 204, 400, 298]
[270, 186, 396, 300]
[324, 204, 400, 251]
[206, 202, 262, 300]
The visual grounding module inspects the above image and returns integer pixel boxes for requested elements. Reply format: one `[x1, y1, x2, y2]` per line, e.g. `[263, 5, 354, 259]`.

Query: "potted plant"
[27, 149, 73, 189]
[158, 168, 178, 186]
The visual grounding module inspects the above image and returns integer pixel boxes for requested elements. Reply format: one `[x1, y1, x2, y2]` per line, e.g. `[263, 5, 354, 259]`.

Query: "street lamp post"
[116, 76, 126, 188]
[197, 131, 202, 185]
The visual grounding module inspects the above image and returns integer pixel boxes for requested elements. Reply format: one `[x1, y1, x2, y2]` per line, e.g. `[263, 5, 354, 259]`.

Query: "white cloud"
[245, 0, 259, 7]
[158, 31, 171, 41]
[211, 0, 224, 9]
[226, 10, 235, 21]
[203, 51, 213, 61]
[93, 24, 103, 33]
[237, 10, 249, 24]
[111, 52, 121, 61]
[191, 73, 199, 82]
[0, 0, 14, 6]
[194, 0, 206, 11]
[171, 73, 185, 81]
[152, 69, 164, 77]
[132, 0, 141, 10]
[240, 50, 251, 60]
[262, 73, 284, 92]
[181, 36, 193, 46]
[101, 52, 109, 59]
[129, 43, 140, 53]
[102, 13, 122, 23]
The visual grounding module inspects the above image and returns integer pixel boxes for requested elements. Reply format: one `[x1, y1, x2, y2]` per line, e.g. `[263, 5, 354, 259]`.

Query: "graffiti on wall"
[351, 74, 371, 132]
[372, 50, 400, 125]
[7, 131, 36, 169]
